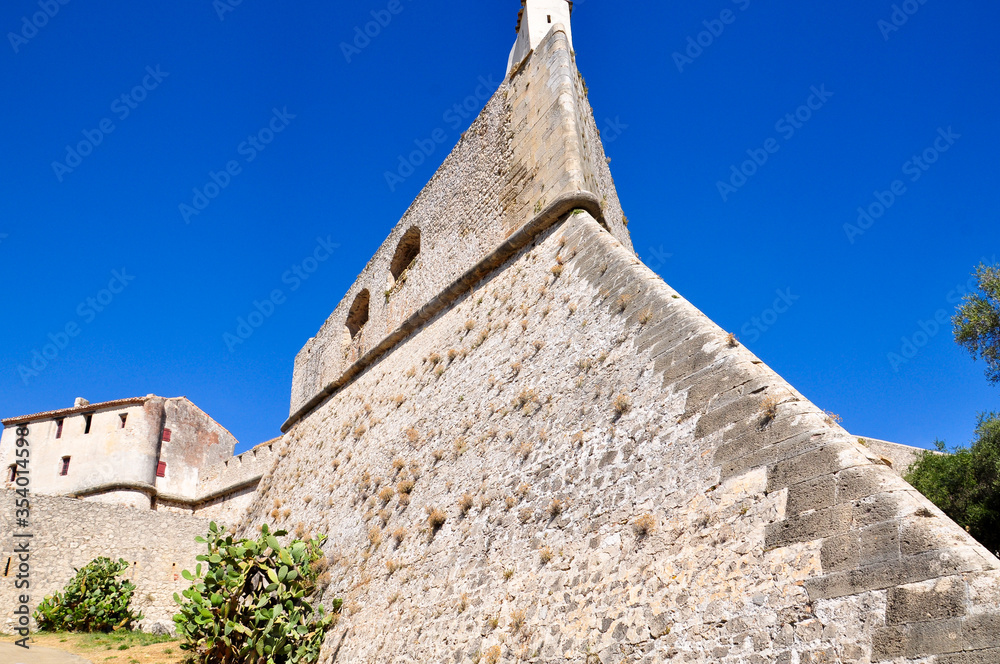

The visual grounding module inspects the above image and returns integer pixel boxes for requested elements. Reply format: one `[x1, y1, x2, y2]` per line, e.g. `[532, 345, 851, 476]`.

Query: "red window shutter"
[162, 428, 171, 442]
[156, 461, 167, 478]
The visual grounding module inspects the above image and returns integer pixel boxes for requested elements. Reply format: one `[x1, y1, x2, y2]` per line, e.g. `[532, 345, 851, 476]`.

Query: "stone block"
[765, 503, 852, 549]
[786, 474, 837, 515]
[936, 647, 1000, 664]
[859, 521, 900, 566]
[820, 532, 860, 573]
[871, 625, 906, 660]
[963, 612, 1000, 650]
[767, 442, 858, 493]
[903, 617, 965, 657]
[899, 514, 972, 556]
[836, 464, 901, 503]
[887, 576, 967, 625]
[852, 491, 910, 528]
[804, 548, 990, 600]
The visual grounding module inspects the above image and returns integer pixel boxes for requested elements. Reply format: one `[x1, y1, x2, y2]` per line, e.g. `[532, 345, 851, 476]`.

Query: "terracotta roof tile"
[2, 397, 151, 426]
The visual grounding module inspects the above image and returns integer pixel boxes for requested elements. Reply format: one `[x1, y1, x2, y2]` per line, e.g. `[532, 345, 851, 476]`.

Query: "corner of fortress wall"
[0, 490, 211, 633]
[287, 27, 631, 420]
[241, 210, 1000, 663]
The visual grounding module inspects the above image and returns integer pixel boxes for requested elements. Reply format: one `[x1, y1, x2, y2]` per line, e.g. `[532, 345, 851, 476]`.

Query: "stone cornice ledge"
[281, 191, 606, 433]
[70, 476, 263, 508]
[70, 481, 158, 499]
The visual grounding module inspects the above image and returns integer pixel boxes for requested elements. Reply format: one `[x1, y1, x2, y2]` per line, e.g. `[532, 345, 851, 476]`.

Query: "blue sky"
[1, 0, 997, 454]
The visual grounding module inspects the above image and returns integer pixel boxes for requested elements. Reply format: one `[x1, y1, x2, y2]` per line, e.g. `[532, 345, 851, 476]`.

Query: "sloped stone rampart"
[288, 28, 632, 420]
[242, 211, 1000, 663]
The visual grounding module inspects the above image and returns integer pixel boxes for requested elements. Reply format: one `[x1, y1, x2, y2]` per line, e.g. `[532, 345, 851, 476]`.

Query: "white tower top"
[507, 0, 573, 76]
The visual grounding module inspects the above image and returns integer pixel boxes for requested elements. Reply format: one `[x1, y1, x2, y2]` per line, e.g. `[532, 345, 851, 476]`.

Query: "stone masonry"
[238, 14, 1000, 663]
[242, 209, 1000, 663]
[0, 490, 210, 633]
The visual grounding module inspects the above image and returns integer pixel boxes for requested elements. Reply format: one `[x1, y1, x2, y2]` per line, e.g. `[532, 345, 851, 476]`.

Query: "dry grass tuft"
[613, 394, 632, 418]
[427, 506, 447, 532]
[459, 493, 475, 516]
[759, 396, 780, 424]
[547, 499, 563, 519]
[633, 513, 656, 538]
[824, 411, 844, 426]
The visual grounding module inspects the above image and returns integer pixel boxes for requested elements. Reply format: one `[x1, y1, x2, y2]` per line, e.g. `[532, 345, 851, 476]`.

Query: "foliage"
[173, 523, 340, 664]
[905, 414, 1000, 556]
[953, 262, 1000, 384]
[34, 557, 142, 632]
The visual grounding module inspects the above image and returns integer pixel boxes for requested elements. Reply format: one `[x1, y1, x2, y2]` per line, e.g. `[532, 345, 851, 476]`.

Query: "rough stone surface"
[240, 209, 1000, 663]
[288, 27, 631, 419]
[0, 490, 210, 633]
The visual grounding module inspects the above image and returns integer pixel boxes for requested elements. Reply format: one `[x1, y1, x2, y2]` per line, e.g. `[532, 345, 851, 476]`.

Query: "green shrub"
[952, 262, 1000, 385]
[34, 557, 142, 632]
[906, 414, 1000, 557]
[174, 522, 340, 664]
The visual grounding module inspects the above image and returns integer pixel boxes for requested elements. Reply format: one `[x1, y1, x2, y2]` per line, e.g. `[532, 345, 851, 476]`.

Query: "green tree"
[905, 414, 1000, 556]
[34, 557, 142, 632]
[174, 523, 340, 664]
[953, 261, 1000, 384]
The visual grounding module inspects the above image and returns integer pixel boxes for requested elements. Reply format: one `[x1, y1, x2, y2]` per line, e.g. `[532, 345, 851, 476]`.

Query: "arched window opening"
[389, 227, 421, 287]
[345, 289, 370, 340]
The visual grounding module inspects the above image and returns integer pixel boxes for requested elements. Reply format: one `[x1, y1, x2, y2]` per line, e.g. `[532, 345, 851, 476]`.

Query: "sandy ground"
[0, 633, 184, 664]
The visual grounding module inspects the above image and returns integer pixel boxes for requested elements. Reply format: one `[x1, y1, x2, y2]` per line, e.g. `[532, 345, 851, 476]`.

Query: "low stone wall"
[857, 436, 929, 476]
[0, 490, 208, 633]
[242, 211, 1000, 663]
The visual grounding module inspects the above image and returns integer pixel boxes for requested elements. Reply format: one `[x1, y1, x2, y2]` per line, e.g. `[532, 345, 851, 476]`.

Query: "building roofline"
[1, 397, 152, 427]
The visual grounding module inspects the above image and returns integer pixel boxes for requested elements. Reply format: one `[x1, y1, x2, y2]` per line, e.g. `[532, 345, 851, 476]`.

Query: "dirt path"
[0, 642, 92, 663]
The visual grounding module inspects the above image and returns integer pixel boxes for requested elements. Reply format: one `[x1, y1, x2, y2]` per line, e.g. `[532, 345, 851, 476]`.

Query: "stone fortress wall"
[243, 210, 1000, 664]
[237, 24, 1000, 664]
[185, 438, 277, 523]
[0, 401, 274, 634]
[0, 490, 210, 633]
[286, 27, 630, 424]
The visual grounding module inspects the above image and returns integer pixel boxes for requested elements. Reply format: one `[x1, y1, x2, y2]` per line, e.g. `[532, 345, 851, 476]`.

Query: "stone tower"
[243, 3, 1000, 663]
[508, 0, 574, 75]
